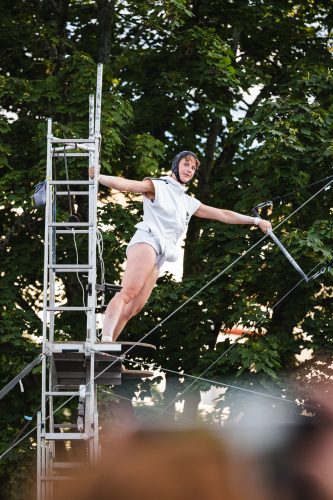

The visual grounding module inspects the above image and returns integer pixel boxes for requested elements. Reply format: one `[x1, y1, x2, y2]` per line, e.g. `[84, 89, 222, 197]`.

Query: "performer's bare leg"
[112, 266, 159, 341]
[101, 244, 157, 341]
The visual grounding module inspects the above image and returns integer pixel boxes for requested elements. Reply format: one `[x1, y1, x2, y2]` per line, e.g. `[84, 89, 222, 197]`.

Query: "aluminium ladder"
[37, 63, 107, 500]
[36, 64, 154, 500]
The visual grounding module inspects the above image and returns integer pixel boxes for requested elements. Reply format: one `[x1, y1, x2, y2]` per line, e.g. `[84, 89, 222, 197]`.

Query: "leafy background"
[1, 1, 333, 498]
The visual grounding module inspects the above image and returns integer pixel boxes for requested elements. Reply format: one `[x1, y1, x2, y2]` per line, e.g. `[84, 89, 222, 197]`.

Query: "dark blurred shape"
[265, 389, 333, 500]
[55, 427, 267, 500]
[53, 385, 333, 500]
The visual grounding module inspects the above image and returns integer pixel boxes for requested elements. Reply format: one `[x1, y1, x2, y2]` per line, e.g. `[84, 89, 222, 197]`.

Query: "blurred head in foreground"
[56, 427, 267, 500]
[54, 385, 333, 500]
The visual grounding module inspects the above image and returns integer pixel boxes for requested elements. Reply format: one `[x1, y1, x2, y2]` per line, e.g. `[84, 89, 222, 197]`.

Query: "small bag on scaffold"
[32, 180, 47, 207]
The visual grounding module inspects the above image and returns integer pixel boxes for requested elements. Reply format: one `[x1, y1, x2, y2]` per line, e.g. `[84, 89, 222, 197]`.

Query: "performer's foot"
[101, 335, 113, 342]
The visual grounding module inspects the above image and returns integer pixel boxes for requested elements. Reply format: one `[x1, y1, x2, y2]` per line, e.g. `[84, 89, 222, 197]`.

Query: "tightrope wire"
[1, 176, 331, 461]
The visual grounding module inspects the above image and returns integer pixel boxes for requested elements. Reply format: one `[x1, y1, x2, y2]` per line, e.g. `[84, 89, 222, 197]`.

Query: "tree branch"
[197, 116, 223, 198]
[213, 85, 268, 173]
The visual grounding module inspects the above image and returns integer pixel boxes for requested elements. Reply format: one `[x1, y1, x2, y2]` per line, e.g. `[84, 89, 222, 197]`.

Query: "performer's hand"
[88, 166, 95, 179]
[258, 219, 272, 234]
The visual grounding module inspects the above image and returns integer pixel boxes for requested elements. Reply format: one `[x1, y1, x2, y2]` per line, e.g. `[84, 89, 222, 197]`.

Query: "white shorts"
[126, 229, 166, 268]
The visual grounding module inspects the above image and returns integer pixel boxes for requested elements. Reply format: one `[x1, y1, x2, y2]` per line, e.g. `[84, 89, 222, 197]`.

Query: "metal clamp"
[309, 267, 326, 281]
[309, 260, 333, 281]
[96, 283, 122, 293]
[254, 200, 273, 210]
[44, 342, 53, 356]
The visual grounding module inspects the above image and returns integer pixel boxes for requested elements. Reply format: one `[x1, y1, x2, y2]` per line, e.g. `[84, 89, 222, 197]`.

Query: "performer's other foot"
[101, 335, 113, 342]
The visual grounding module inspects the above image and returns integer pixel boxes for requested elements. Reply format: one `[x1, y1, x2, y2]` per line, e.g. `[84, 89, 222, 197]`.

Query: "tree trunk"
[183, 117, 222, 277]
[48, 0, 70, 73]
[97, 0, 115, 65]
[182, 387, 201, 421]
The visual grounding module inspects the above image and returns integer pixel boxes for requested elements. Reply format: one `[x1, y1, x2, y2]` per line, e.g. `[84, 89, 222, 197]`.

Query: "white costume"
[127, 176, 201, 268]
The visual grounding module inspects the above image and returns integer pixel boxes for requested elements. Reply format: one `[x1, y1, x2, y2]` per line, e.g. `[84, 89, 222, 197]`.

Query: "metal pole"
[90, 63, 103, 465]
[93, 390, 99, 464]
[266, 229, 309, 282]
[88, 64, 103, 344]
[48, 119, 56, 485]
[95, 64, 103, 137]
[253, 210, 309, 282]
[88, 351, 96, 460]
[37, 412, 41, 500]
[87, 94, 95, 342]
[0, 355, 42, 400]
[41, 118, 53, 445]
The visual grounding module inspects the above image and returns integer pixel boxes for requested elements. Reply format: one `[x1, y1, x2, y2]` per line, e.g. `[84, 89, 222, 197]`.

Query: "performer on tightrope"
[89, 151, 272, 341]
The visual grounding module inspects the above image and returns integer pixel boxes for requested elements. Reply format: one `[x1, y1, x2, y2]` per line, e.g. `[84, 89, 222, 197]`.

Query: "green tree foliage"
[1, 1, 333, 497]
[119, 0, 333, 393]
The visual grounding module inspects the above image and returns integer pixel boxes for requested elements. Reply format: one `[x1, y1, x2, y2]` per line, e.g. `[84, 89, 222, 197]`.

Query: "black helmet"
[171, 150, 200, 184]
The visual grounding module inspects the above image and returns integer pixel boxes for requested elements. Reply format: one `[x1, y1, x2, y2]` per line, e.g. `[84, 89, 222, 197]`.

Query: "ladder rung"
[53, 424, 81, 429]
[53, 143, 94, 152]
[46, 306, 92, 311]
[48, 270, 90, 274]
[44, 432, 88, 440]
[41, 476, 76, 481]
[48, 222, 93, 227]
[56, 191, 90, 196]
[56, 230, 90, 234]
[49, 180, 93, 185]
[45, 391, 81, 396]
[52, 462, 84, 469]
[57, 371, 121, 378]
[47, 264, 92, 269]
[53, 152, 90, 157]
[51, 138, 95, 144]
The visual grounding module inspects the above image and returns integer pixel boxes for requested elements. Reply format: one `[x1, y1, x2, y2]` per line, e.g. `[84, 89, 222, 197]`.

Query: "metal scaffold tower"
[36, 64, 154, 500]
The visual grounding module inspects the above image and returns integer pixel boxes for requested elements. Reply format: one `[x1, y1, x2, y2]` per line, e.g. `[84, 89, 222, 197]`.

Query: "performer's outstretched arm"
[89, 167, 154, 196]
[194, 204, 272, 233]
